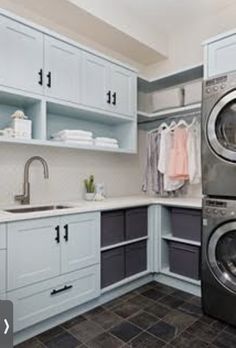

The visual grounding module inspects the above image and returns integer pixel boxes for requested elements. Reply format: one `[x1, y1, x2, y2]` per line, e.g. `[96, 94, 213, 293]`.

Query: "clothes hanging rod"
[138, 110, 201, 125]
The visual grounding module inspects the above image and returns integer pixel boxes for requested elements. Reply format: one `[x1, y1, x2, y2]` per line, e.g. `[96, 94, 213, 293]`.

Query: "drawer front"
[101, 210, 125, 247]
[0, 224, 6, 249]
[125, 207, 148, 240]
[0, 250, 6, 293]
[8, 265, 100, 332]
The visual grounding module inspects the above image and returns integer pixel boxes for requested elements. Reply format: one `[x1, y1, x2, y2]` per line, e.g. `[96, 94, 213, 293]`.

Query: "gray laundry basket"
[169, 241, 200, 280]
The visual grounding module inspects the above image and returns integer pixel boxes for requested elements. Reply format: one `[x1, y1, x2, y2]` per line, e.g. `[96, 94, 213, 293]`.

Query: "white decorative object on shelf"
[0, 127, 14, 138]
[11, 110, 32, 139]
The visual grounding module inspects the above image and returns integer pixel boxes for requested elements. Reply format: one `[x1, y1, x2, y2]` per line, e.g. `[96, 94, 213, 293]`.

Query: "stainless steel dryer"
[202, 71, 236, 197]
[202, 197, 236, 326]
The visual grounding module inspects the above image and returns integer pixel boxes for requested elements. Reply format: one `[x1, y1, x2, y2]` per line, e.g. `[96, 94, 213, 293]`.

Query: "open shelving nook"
[0, 88, 137, 154]
[159, 205, 201, 288]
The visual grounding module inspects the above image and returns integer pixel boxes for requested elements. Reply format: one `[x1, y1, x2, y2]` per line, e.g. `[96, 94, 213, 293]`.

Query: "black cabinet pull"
[38, 69, 43, 86]
[112, 92, 117, 106]
[47, 71, 52, 88]
[50, 285, 73, 296]
[55, 225, 60, 243]
[64, 224, 69, 242]
[107, 90, 111, 104]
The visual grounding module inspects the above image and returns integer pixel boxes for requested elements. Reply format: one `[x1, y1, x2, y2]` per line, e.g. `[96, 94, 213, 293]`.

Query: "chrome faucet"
[15, 156, 49, 205]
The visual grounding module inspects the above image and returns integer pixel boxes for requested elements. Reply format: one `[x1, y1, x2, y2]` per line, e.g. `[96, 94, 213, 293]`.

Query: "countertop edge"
[0, 195, 202, 223]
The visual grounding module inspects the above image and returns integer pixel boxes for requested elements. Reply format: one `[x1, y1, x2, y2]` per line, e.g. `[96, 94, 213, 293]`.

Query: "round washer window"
[215, 100, 236, 152]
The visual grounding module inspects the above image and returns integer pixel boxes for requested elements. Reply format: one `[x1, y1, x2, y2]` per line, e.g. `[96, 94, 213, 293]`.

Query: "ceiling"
[0, 0, 235, 73]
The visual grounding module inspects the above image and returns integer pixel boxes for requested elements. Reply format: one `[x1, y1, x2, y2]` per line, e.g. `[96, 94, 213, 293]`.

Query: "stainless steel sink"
[5, 205, 72, 214]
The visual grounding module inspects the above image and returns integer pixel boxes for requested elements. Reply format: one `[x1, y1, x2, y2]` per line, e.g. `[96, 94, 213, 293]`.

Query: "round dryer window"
[207, 90, 236, 161]
[208, 221, 236, 292]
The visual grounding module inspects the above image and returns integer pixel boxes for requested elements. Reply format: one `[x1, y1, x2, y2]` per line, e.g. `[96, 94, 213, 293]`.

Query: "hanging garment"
[142, 131, 164, 194]
[168, 127, 189, 180]
[187, 122, 201, 184]
[158, 128, 184, 192]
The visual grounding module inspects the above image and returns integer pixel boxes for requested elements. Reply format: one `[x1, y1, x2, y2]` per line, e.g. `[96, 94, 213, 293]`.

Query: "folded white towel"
[54, 134, 93, 141]
[57, 129, 93, 138]
[94, 141, 119, 149]
[61, 139, 93, 146]
[95, 137, 118, 144]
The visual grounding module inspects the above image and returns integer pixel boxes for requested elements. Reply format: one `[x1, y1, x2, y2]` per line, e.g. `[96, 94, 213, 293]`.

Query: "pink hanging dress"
[168, 127, 189, 180]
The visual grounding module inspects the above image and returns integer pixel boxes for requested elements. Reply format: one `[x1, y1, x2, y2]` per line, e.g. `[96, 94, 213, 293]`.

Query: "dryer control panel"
[204, 198, 236, 217]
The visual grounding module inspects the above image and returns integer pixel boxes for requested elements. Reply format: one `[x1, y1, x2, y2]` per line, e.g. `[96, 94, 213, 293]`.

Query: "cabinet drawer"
[0, 224, 6, 249]
[0, 250, 6, 293]
[125, 207, 148, 240]
[101, 210, 125, 247]
[125, 241, 147, 277]
[8, 265, 100, 332]
[101, 247, 125, 288]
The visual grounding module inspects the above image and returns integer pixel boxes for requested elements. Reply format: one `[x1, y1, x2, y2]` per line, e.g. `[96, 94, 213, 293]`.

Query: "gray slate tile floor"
[15, 281, 236, 348]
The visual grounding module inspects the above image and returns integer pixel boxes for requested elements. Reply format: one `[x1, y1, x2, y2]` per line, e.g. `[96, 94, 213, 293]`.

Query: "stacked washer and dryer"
[202, 72, 236, 326]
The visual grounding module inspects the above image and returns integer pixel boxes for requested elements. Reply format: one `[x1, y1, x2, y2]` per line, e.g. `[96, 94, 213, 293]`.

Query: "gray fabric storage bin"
[101, 210, 125, 247]
[125, 241, 147, 277]
[171, 208, 201, 242]
[169, 241, 200, 280]
[101, 247, 125, 288]
[125, 207, 148, 241]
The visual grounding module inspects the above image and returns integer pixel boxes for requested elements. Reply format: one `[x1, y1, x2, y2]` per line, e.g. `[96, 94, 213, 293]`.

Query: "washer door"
[208, 221, 236, 292]
[207, 90, 236, 162]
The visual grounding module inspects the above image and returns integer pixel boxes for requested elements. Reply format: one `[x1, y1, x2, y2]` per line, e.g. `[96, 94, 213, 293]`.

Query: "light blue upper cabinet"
[0, 16, 44, 94]
[81, 52, 110, 111]
[109, 63, 136, 117]
[81, 51, 136, 118]
[44, 36, 81, 103]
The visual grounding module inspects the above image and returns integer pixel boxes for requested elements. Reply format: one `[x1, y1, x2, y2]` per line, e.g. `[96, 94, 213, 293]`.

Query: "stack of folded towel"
[94, 137, 119, 149]
[53, 130, 93, 146]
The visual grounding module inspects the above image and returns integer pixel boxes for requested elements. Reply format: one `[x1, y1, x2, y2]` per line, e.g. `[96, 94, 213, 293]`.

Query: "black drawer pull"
[112, 92, 117, 105]
[55, 225, 60, 243]
[64, 224, 69, 242]
[107, 90, 111, 104]
[47, 71, 52, 88]
[38, 69, 43, 85]
[50, 285, 73, 296]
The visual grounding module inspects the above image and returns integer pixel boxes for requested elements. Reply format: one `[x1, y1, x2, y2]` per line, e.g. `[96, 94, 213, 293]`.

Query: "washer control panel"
[204, 198, 236, 218]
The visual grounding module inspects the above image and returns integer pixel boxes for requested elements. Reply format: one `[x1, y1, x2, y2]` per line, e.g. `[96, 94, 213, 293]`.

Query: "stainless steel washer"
[202, 72, 236, 197]
[202, 197, 236, 325]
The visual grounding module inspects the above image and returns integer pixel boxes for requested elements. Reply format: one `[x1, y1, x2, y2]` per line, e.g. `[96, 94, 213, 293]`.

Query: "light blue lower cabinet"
[7, 264, 100, 332]
[0, 250, 6, 295]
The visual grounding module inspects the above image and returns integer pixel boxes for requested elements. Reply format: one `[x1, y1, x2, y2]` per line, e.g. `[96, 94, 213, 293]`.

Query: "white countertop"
[0, 195, 202, 223]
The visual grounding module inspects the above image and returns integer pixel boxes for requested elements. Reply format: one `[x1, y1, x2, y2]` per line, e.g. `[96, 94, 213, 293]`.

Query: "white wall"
[0, 132, 146, 206]
[143, 2, 236, 79]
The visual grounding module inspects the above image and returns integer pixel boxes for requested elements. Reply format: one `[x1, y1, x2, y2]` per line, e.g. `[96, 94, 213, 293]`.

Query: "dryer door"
[208, 221, 236, 292]
[207, 90, 236, 162]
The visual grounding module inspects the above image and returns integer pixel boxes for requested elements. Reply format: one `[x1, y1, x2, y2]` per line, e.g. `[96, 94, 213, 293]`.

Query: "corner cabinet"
[0, 12, 137, 154]
[204, 31, 236, 78]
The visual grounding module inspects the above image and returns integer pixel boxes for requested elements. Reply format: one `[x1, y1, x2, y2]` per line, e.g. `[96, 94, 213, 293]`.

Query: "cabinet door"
[81, 52, 109, 111]
[0, 16, 44, 94]
[44, 36, 81, 103]
[61, 213, 100, 274]
[0, 250, 6, 294]
[207, 35, 236, 77]
[110, 64, 136, 117]
[7, 217, 60, 290]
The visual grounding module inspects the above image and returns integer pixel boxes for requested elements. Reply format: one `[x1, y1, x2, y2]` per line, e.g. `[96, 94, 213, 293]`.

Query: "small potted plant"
[84, 175, 95, 201]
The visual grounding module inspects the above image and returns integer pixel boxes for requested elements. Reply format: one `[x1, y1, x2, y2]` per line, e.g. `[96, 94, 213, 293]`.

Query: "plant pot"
[84, 193, 95, 201]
